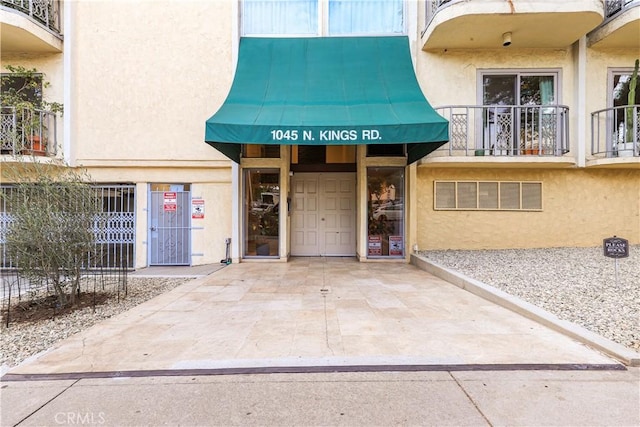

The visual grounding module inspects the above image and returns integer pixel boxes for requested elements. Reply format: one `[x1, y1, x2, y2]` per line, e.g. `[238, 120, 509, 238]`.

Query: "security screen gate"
[149, 186, 191, 265]
[1, 184, 136, 269]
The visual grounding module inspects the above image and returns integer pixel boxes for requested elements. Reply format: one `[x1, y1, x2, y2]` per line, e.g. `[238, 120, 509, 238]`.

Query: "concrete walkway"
[2, 257, 623, 376]
[3, 370, 639, 426]
[3, 257, 640, 426]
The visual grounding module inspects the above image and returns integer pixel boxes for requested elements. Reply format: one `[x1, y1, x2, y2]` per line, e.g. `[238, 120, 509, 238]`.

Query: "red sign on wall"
[192, 199, 205, 219]
[163, 192, 177, 212]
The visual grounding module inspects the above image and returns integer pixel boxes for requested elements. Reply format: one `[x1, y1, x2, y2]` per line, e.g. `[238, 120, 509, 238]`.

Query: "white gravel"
[0, 277, 188, 371]
[418, 246, 640, 351]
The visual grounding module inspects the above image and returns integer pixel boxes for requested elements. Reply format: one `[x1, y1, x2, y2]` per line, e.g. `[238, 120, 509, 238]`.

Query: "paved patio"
[4, 257, 621, 377]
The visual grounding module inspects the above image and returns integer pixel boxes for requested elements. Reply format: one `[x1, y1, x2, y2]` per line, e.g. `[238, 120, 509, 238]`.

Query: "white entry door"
[291, 173, 356, 256]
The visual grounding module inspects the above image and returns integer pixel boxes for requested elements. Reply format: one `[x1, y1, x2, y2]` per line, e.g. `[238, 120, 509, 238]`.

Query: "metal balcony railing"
[434, 105, 570, 157]
[0, 106, 57, 157]
[425, 0, 454, 25]
[591, 105, 640, 157]
[605, 0, 639, 19]
[0, 0, 61, 34]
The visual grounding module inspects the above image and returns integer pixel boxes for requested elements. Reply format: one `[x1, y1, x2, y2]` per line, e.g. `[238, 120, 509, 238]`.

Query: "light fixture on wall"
[502, 32, 512, 47]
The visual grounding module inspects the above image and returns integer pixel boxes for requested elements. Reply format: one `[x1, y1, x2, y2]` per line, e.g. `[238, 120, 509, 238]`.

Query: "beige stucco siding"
[585, 48, 639, 114]
[416, 167, 640, 250]
[66, 0, 235, 266]
[71, 0, 234, 164]
[415, 48, 573, 105]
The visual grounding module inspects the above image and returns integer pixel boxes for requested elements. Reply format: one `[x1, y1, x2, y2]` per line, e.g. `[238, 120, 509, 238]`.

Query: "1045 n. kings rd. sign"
[269, 128, 382, 142]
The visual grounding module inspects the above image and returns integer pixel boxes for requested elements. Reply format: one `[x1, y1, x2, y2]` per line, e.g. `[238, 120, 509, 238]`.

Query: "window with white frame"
[610, 68, 640, 146]
[242, 0, 405, 36]
[479, 71, 560, 155]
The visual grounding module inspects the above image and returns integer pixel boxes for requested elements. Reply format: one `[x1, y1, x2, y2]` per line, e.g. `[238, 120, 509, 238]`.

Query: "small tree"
[2, 160, 101, 307]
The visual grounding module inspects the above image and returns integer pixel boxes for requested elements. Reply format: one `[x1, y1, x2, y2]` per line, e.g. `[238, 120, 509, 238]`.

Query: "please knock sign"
[603, 236, 629, 259]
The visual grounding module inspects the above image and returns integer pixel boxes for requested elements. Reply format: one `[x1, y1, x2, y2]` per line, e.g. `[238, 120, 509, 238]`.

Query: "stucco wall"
[585, 48, 639, 113]
[416, 167, 640, 250]
[71, 0, 234, 164]
[67, 0, 235, 266]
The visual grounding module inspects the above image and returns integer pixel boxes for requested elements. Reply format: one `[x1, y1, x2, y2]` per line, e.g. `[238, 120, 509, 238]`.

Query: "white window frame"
[609, 67, 636, 107]
[241, 0, 408, 37]
[477, 69, 562, 107]
[475, 69, 562, 154]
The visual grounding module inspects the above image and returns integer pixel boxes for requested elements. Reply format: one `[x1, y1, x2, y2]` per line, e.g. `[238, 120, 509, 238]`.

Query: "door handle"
[150, 226, 157, 231]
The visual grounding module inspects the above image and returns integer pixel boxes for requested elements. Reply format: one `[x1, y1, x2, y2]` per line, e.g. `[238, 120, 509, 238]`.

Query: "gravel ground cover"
[418, 246, 640, 351]
[0, 277, 187, 370]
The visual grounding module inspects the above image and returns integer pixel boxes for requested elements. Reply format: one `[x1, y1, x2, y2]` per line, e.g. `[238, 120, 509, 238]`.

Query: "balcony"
[590, 105, 640, 166]
[588, 0, 640, 48]
[422, 105, 572, 167]
[0, 0, 62, 54]
[422, 0, 605, 51]
[0, 106, 57, 157]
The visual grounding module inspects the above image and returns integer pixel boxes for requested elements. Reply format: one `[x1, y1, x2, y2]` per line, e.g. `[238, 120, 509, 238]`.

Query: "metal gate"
[149, 187, 191, 265]
[1, 184, 136, 270]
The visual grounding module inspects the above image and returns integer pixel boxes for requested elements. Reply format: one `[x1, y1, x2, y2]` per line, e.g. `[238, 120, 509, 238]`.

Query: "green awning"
[205, 36, 449, 164]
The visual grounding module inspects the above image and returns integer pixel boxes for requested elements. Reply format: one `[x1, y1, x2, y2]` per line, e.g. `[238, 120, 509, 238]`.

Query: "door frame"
[236, 145, 414, 262]
[147, 184, 192, 266]
[290, 172, 357, 257]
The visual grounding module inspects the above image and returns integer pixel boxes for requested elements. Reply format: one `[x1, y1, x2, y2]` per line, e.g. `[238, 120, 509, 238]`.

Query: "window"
[242, 0, 405, 36]
[483, 74, 556, 107]
[480, 71, 560, 155]
[0, 73, 43, 107]
[435, 181, 542, 211]
[610, 68, 640, 146]
[367, 167, 404, 257]
[244, 169, 280, 257]
[328, 0, 404, 35]
[243, 0, 318, 35]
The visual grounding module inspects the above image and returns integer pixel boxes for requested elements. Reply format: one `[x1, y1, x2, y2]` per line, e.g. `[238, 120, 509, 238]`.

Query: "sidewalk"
[3, 370, 639, 426]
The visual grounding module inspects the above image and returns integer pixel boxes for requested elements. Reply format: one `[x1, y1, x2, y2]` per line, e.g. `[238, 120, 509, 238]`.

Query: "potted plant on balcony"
[0, 65, 63, 156]
[617, 59, 639, 156]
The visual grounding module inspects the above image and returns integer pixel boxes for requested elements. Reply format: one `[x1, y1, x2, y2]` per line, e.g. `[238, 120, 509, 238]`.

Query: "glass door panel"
[244, 169, 280, 257]
[482, 75, 516, 154]
[367, 167, 404, 258]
